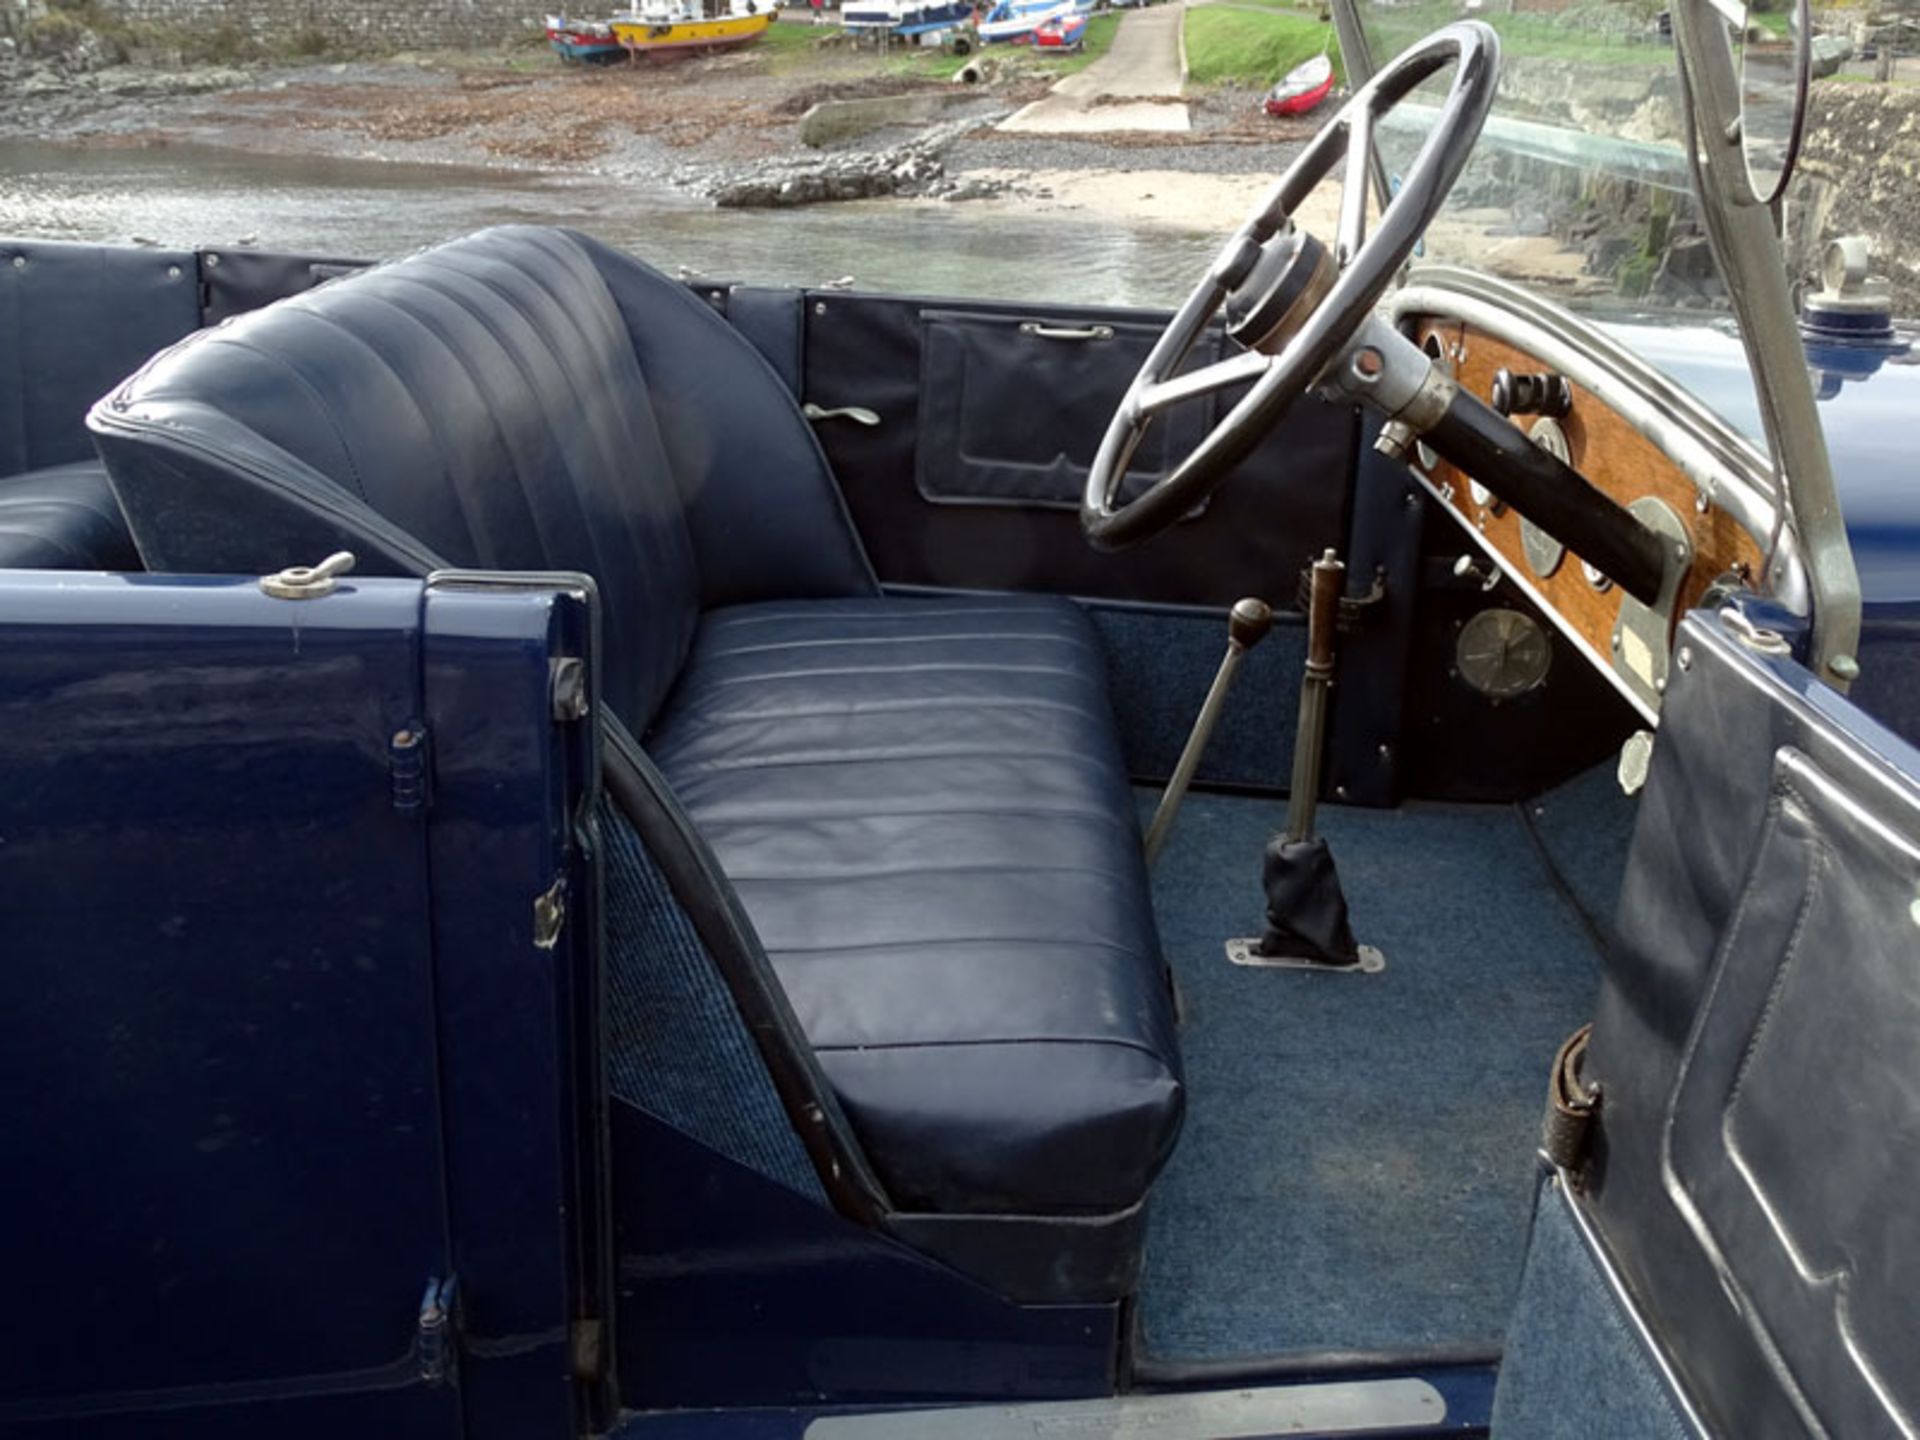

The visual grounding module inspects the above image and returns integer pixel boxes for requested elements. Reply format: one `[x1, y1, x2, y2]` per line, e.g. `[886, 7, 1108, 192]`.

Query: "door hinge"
[389, 725, 430, 814]
[417, 1274, 459, 1387]
[570, 1318, 605, 1381]
[1540, 1023, 1600, 1183]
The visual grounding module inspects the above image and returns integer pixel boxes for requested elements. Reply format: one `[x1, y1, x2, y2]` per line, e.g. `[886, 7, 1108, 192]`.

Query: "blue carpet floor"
[1136, 780, 1623, 1362]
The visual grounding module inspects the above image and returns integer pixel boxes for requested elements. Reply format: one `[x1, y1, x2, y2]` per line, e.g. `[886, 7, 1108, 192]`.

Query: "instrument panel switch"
[1490, 368, 1573, 420]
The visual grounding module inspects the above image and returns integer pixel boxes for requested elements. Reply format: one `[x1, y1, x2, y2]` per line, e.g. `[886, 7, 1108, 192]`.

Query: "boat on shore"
[543, 13, 624, 60]
[841, 0, 974, 37]
[1033, 9, 1087, 49]
[609, 0, 775, 54]
[1262, 52, 1334, 115]
[977, 0, 1073, 43]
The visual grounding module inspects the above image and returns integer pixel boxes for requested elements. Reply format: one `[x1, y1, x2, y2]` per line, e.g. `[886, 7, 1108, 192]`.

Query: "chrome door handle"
[803, 403, 881, 427]
[1019, 322, 1114, 342]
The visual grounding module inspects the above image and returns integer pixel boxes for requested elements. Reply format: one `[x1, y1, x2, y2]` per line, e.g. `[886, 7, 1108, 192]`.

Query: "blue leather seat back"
[0, 463, 141, 571]
[1, 239, 201, 480]
[93, 227, 874, 729]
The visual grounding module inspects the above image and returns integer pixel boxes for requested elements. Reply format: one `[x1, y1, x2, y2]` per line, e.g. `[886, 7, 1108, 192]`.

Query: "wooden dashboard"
[1410, 318, 1765, 701]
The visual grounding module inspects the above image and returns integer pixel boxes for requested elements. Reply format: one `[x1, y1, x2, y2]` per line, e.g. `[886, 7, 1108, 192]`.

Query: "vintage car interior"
[4, 0, 1917, 1436]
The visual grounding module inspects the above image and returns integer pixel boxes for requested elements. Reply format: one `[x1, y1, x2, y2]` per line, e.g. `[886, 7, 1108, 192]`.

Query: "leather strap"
[1541, 1022, 1600, 1180]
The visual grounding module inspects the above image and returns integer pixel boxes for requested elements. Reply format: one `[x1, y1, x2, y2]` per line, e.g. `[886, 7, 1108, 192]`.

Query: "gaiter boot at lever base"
[1257, 835, 1361, 967]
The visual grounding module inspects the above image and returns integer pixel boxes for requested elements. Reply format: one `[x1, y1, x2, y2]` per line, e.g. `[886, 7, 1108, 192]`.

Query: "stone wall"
[79, 0, 543, 50]
[1791, 82, 1920, 314]
[0, 0, 48, 42]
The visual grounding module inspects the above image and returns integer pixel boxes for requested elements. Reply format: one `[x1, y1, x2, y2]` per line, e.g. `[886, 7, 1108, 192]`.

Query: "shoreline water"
[0, 20, 1315, 228]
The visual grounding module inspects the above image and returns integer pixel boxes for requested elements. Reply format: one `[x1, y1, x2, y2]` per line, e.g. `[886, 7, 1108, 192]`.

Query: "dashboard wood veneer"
[1411, 319, 1764, 667]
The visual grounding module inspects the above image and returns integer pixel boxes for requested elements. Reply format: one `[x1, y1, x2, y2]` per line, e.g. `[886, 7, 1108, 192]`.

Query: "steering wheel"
[1081, 22, 1501, 550]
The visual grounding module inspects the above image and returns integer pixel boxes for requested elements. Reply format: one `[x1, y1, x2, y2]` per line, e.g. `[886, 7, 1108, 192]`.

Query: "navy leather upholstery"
[94, 226, 871, 728]
[0, 238, 200, 573]
[0, 463, 140, 571]
[90, 226, 1183, 1254]
[1, 238, 201, 481]
[652, 596, 1182, 1214]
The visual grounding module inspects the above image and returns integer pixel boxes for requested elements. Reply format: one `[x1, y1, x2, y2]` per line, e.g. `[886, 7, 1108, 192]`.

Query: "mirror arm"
[1670, 0, 1861, 690]
[1327, 0, 1395, 225]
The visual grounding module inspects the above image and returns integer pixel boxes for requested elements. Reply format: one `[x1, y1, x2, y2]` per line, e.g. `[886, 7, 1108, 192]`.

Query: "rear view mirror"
[1733, 0, 1810, 204]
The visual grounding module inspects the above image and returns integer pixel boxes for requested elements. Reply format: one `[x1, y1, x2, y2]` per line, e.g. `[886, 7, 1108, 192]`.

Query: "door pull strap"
[1541, 1022, 1600, 1179]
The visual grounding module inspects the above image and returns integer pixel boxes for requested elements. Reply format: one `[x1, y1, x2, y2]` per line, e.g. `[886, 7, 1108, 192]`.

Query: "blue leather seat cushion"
[650, 594, 1185, 1215]
[0, 462, 140, 571]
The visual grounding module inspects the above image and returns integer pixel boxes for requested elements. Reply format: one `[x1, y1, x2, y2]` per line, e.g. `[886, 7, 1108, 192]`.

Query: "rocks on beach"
[681, 115, 1036, 208]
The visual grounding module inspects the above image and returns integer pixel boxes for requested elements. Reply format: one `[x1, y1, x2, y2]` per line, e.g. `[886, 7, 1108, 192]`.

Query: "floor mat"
[1136, 790, 1607, 1362]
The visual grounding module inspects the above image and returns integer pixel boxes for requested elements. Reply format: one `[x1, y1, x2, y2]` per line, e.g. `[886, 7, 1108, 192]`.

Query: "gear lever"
[1144, 597, 1274, 866]
[1227, 548, 1382, 973]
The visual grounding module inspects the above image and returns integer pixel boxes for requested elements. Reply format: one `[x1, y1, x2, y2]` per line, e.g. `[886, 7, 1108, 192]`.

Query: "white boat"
[977, 0, 1075, 43]
[841, 0, 973, 35]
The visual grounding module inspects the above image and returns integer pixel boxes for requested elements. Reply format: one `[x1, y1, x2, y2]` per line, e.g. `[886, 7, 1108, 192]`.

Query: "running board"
[803, 1377, 1446, 1437]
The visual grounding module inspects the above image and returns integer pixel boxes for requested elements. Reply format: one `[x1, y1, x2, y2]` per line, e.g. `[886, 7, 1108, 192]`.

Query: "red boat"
[1263, 52, 1334, 116]
[545, 13, 624, 61]
[1033, 10, 1087, 49]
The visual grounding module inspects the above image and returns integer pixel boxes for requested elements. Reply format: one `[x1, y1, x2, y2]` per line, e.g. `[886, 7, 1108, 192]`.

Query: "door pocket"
[914, 309, 1224, 512]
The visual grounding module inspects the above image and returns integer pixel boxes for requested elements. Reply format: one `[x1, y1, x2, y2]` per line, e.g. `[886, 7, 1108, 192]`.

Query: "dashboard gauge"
[1518, 418, 1571, 578]
[1467, 477, 1498, 511]
[1456, 607, 1552, 701]
[1580, 559, 1613, 592]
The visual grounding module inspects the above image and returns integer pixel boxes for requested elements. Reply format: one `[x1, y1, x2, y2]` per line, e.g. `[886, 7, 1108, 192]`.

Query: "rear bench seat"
[0, 240, 197, 570]
[89, 225, 1183, 1302]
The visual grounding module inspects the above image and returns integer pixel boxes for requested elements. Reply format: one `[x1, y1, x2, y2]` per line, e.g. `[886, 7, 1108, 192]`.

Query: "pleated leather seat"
[88, 225, 1183, 1266]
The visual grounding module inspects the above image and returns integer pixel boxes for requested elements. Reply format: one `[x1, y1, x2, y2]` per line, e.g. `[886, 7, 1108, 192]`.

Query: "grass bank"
[1182, 5, 1340, 88]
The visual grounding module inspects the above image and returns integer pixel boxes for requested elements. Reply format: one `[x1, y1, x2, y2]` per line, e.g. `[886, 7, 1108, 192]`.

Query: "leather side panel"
[199, 247, 371, 325]
[727, 285, 806, 398]
[1661, 745, 1920, 1436]
[0, 238, 200, 478]
[1587, 610, 1920, 1437]
[803, 291, 1354, 607]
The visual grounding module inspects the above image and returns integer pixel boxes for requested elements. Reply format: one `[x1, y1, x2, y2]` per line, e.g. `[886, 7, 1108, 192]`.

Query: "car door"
[1492, 602, 1920, 1437]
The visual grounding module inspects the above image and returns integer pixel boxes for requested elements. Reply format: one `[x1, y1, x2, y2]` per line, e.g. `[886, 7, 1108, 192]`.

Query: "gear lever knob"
[1229, 597, 1274, 652]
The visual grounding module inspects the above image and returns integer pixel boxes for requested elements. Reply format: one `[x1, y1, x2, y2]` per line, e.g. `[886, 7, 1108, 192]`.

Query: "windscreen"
[1354, 0, 1731, 318]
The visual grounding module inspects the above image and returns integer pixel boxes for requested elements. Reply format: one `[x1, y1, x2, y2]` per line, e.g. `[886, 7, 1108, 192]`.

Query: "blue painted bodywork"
[613, 1110, 1119, 1411]
[1601, 319, 1920, 606]
[0, 571, 605, 1437]
[1604, 318, 1920, 739]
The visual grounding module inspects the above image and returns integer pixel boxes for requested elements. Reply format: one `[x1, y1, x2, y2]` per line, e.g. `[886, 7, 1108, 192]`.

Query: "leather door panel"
[1575, 608, 1920, 1438]
[802, 290, 1356, 607]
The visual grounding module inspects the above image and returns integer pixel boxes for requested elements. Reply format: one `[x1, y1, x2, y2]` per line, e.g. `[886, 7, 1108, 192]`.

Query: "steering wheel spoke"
[1337, 105, 1376, 266]
[1136, 350, 1276, 418]
[1081, 21, 1501, 551]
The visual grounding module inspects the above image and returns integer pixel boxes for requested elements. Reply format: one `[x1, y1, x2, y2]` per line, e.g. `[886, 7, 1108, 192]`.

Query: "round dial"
[1456, 607, 1552, 700]
[1518, 418, 1570, 578]
[1580, 559, 1613, 592]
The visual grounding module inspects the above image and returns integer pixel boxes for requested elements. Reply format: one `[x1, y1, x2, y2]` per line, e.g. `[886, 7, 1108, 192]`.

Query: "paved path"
[998, 2, 1190, 135]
